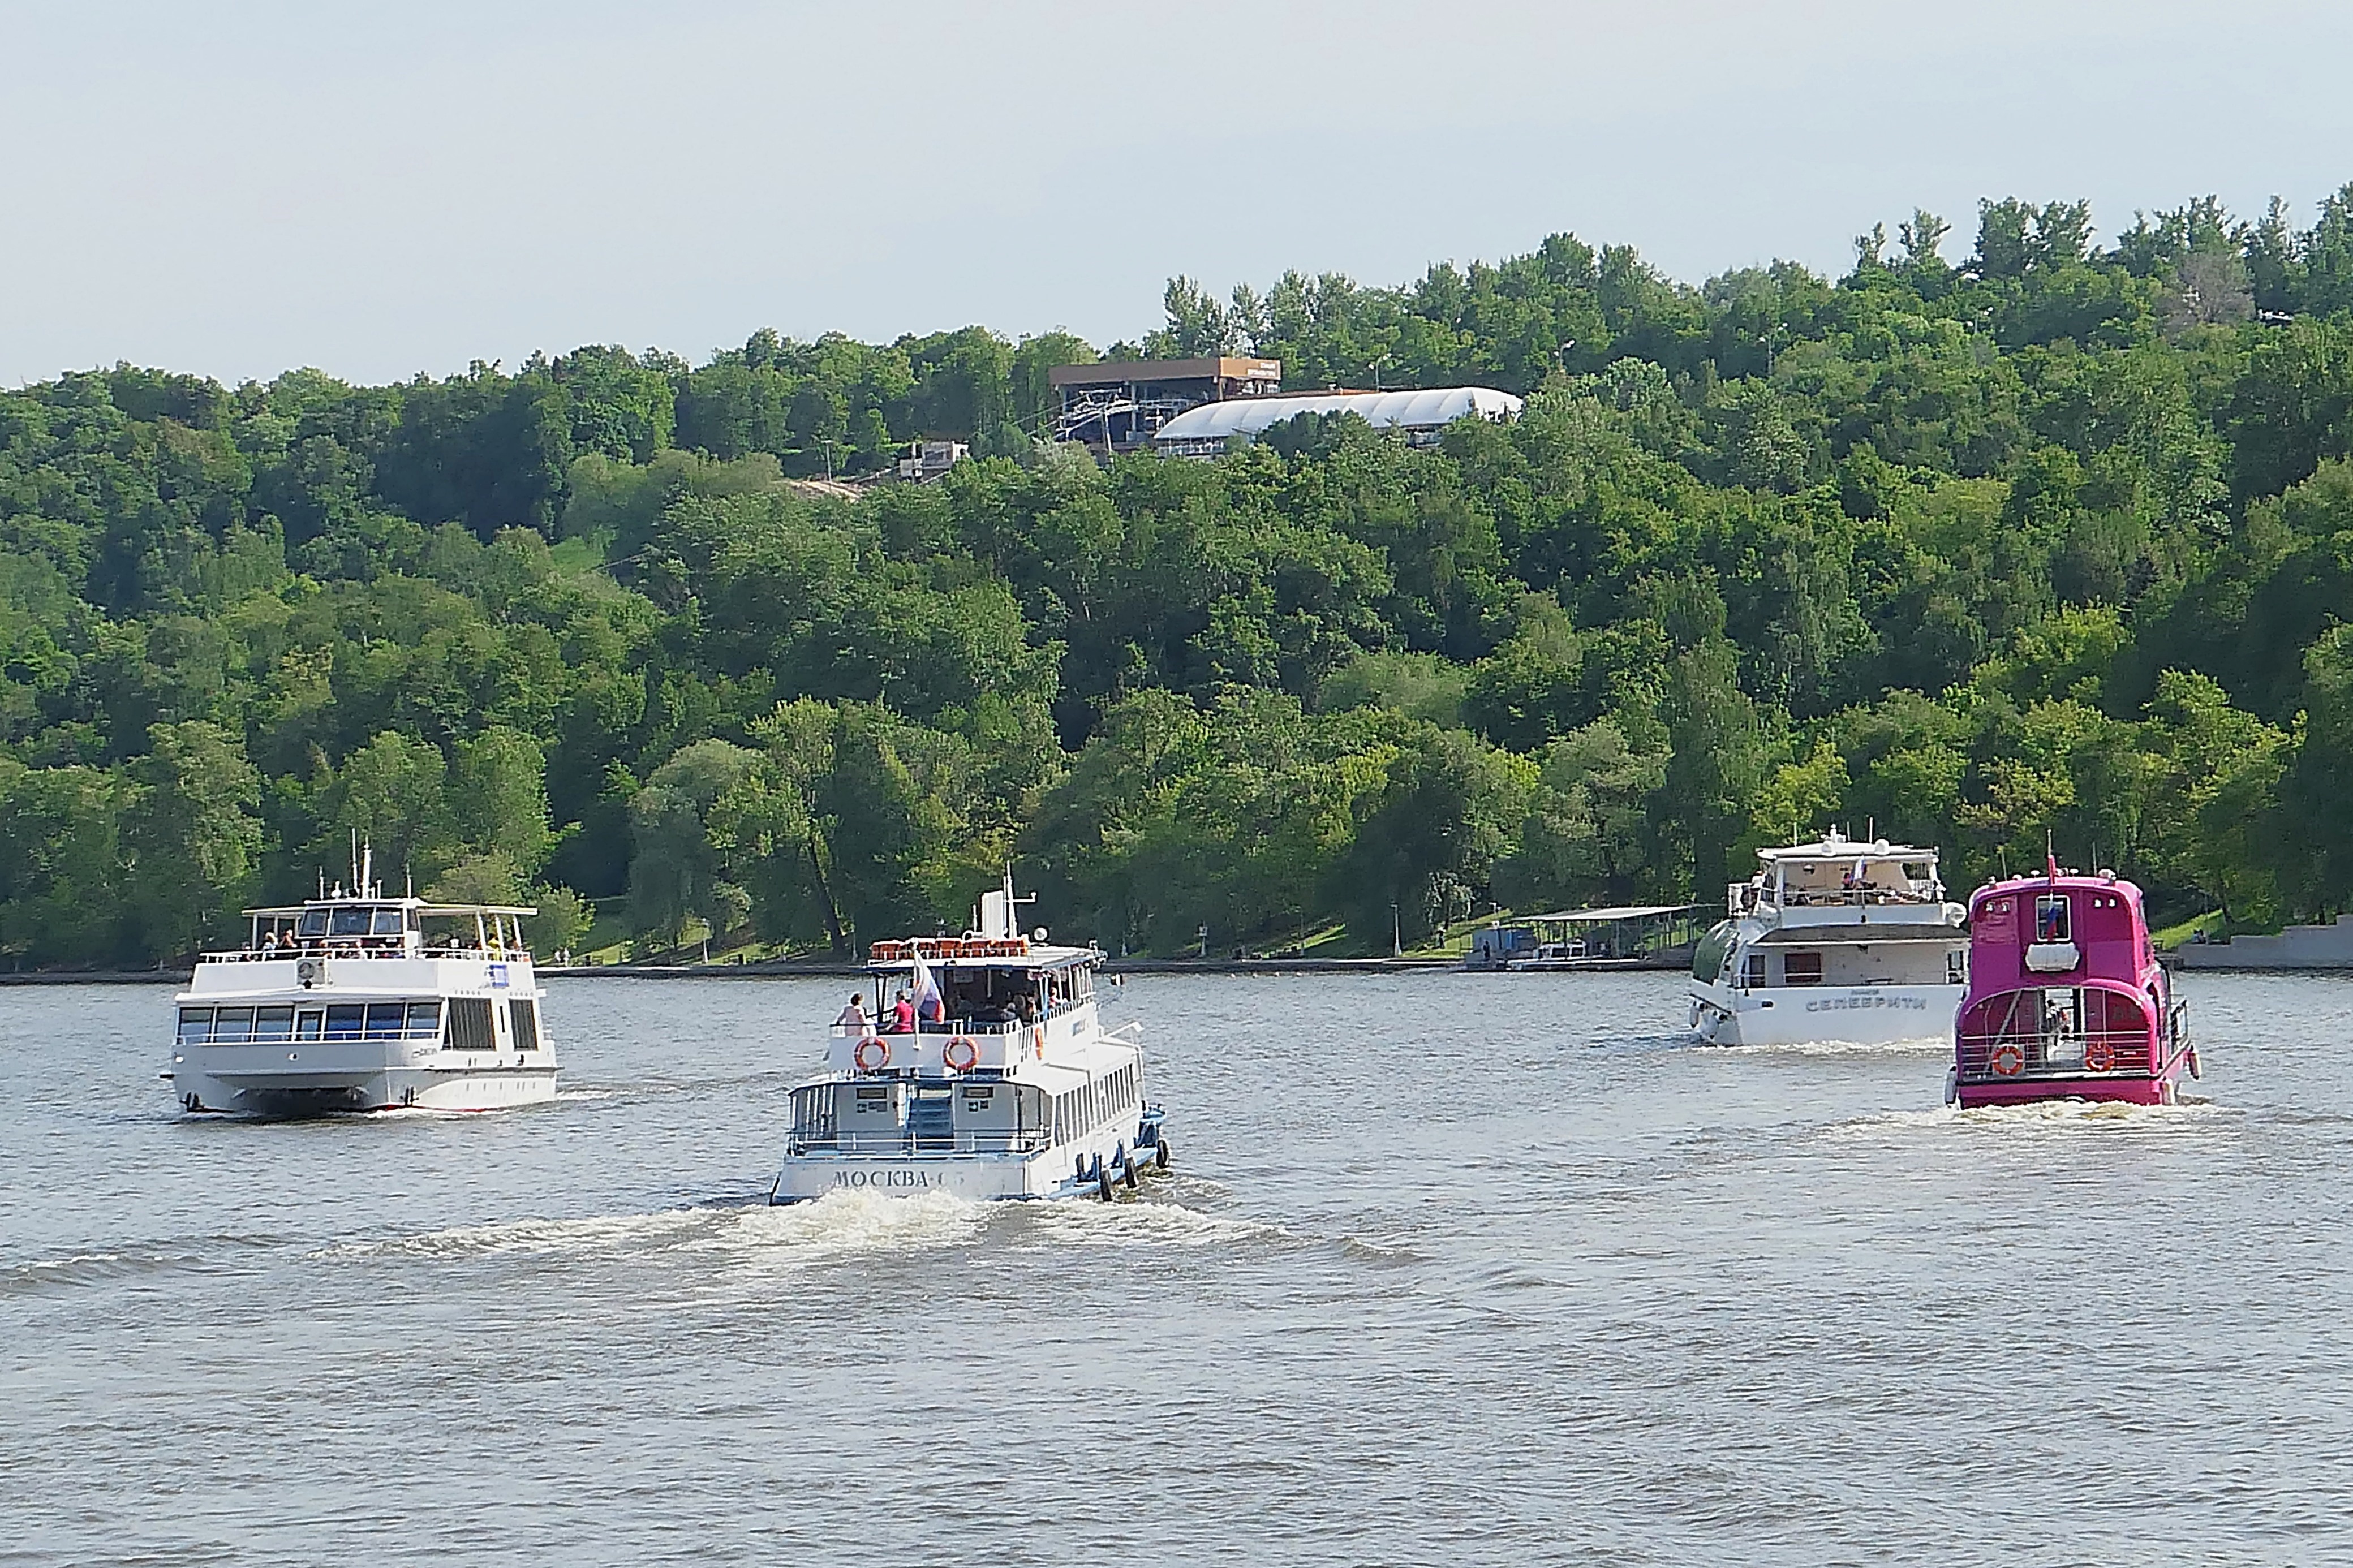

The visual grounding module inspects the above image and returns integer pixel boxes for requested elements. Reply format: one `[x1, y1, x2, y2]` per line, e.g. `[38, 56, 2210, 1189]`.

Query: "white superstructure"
[771, 876, 1168, 1204]
[1687, 830, 1967, 1046]
[164, 854, 556, 1114]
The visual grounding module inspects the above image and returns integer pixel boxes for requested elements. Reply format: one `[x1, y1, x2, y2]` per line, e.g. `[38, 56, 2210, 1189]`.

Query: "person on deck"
[891, 990, 917, 1035]
[835, 993, 869, 1033]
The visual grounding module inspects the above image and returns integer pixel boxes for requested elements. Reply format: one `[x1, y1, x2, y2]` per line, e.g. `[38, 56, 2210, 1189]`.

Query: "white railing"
[786, 1129, 1054, 1158]
[199, 944, 530, 964]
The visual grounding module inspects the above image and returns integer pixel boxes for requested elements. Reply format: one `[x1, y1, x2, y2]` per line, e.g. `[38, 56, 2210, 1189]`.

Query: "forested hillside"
[9, 190, 2353, 965]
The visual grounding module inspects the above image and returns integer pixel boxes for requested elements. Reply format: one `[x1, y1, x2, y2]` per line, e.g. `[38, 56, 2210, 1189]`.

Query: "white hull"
[1689, 980, 1955, 1046]
[171, 1045, 559, 1114]
[772, 1120, 1166, 1204]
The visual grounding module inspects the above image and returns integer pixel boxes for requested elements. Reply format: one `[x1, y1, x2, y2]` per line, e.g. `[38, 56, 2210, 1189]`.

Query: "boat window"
[252, 1006, 295, 1043]
[1741, 953, 1767, 988]
[329, 908, 370, 937]
[2036, 895, 2071, 942]
[372, 909, 405, 937]
[1783, 952, 1824, 987]
[362, 1002, 406, 1038]
[212, 1006, 256, 1043]
[323, 1005, 365, 1040]
[177, 1007, 213, 1044]
[446, 997, 496, 1052]
[296, 1010, 323, 1040]
[405, 1001, 441, 1040]
[509, 998, 540, 1051]
[298, 911, 328, 938]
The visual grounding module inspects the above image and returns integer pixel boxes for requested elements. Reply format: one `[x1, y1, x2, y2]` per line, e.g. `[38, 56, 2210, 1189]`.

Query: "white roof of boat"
[1153, 386, 1522, 443]
[1757, 836, 1937, 862]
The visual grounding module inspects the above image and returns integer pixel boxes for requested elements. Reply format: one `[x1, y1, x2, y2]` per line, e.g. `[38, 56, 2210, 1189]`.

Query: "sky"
[5, 0, 2353, 387]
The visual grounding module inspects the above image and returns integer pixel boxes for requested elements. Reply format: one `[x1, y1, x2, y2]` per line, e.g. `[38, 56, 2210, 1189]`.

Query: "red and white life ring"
[853, 1036, 889, 1071]
[943, 1036, 980, 1072]
[2084, 1039, 2114, 1072]
[1990, 1043, 2025, 1077]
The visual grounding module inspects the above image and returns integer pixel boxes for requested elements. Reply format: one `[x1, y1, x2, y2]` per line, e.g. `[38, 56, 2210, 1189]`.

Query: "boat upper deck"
[1730, 830, 1955, 923]
[199, 895, 538, 967]
[1965, 871, 2156, 993]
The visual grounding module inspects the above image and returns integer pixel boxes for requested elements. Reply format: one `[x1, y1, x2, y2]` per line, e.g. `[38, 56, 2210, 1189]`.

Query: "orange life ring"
[943, 1036, 979, 1072]
[1990, 1043, 2025, 1077]
[853, 1036, 889, 1071]
[2084, 1039, 2114, 1071]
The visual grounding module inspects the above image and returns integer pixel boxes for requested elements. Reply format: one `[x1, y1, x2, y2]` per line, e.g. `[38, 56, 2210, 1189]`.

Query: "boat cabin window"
[1782, 951, 1823, 986]
[298, 910, 328, 939]
[212, 1007, 256, 1043]
[1740, 952, 1766, 988]
[296, 1009, 323, 1040]
[446, 997, 497, 1052]
[253, 1006, 295, 1042]
[372, 909, 405, 937]
[509, 998, 540, 1051]
[324, 1005, 365, 1039]
[2036, 895, 2071, 943]
[178, 1007, 212, 1044]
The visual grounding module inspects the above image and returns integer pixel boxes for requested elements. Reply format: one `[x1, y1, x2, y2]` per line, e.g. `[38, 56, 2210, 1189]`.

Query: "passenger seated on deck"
[835, 993, 869, 1033]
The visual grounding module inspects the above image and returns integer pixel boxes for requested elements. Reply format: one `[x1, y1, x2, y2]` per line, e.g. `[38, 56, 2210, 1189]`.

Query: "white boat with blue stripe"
[771, 876, 1168, 1204]
[163, 849, 557, 1115]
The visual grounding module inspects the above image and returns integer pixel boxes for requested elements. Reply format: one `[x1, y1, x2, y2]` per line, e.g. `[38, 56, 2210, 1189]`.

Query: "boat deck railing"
[785, 1130, 1059, 1158]
[199, 944, 530, 964]
[1956, 1027, 2155, 1080]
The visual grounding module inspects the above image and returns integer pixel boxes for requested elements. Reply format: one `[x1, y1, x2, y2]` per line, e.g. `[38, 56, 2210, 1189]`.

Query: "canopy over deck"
[1525, 904, 1703, 924]
[242, 900, 538, 919]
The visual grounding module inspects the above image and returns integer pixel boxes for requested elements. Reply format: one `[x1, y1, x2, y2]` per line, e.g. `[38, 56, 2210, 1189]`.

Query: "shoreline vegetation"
[10, 191, 2353, 973]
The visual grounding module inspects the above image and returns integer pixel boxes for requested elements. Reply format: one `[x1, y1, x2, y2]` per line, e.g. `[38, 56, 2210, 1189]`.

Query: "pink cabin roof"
[1963, 872, 2159, 1000]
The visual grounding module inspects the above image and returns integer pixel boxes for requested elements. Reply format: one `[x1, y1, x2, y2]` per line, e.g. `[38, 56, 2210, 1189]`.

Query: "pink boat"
[1951, 867, 2197, 1108]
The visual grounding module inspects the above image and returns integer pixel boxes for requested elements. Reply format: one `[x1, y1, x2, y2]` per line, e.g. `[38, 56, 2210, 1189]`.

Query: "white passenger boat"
[771, 877, 1168, 1204]
[1687, 830, 1968, 1046]
[164, 854, 557, 1115]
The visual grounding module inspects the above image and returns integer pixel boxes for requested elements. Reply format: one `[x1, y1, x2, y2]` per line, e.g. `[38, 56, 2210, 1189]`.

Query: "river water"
[3, 971, 2349, 1566]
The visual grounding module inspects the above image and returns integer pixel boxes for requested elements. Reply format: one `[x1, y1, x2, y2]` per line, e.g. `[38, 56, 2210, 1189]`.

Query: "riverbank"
[0, 955, 1479, 986]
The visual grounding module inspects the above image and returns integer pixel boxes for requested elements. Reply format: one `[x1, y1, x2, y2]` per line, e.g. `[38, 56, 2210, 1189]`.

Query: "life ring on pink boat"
[943, 1036, 980, 1072]
[2083, 1039, 2114, 1072]
[853, 1036, 890, 1071]
[1990, 1043, 2025, 1078]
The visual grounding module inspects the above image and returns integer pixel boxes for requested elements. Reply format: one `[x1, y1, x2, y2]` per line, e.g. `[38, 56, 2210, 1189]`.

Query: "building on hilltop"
[896, 440, 969, 483]
[1048, 356, 1281, 455]
[1150, 386, 1524, 459]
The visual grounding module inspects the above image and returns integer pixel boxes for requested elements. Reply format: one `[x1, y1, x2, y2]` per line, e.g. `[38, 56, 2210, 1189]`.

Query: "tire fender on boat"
[2187, 1044, 2203, 1080]
[943, 1036, 979, 1072]
[853, 1036, 889, 1072]
[1155, 1138, 1171, 1171]
[1095, 1162, 1115, 1201]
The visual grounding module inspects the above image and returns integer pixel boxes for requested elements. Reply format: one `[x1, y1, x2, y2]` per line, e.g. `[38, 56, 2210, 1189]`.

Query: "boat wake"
[688, 1189, 991, 1264]
[1823, 1096, 2238, 1144]
[321, 1208, 716, 1261]
[1723, 1035, 1952, 1058]
[1017, 1192, 1289, 1251]
[1954, 1096, 2238, 1132]
[0, 1248, 213, 1299]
